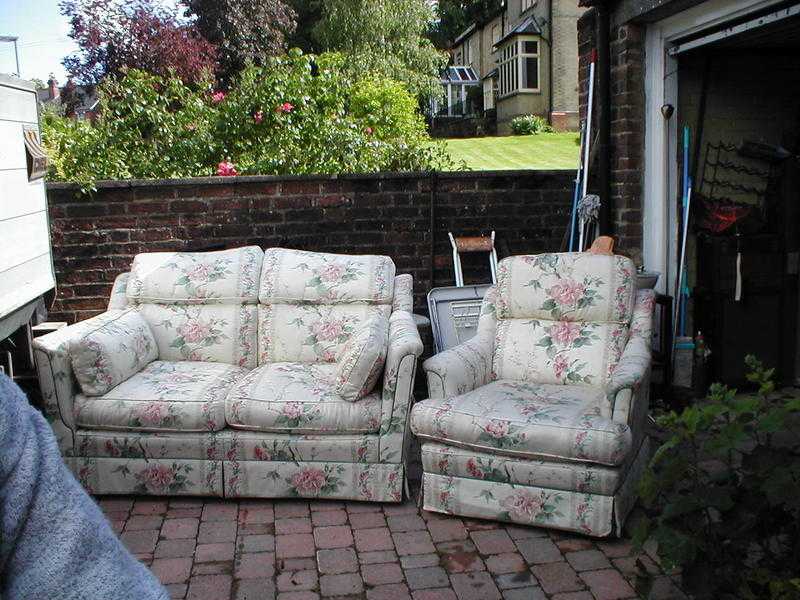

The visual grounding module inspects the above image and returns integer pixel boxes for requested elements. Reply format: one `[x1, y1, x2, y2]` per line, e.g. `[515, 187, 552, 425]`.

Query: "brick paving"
[99, 494, 687, 600]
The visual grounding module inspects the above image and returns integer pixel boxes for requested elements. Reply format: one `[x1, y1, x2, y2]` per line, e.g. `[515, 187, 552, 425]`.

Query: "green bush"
[42, 51, 456, 189]
[635, 356, 800, 599]
[510, 114, 553, 135]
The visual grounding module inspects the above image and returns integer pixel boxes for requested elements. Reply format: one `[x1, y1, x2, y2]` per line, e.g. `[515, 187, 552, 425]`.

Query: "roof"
[441, 66, 480, 84]
[494, 15, 543, 47]
[452, 23, 477, 46]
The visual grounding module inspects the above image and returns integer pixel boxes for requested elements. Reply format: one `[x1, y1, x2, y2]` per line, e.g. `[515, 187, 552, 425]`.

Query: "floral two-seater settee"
[410, 253, 655, 536]
[33, 246, 423, 501]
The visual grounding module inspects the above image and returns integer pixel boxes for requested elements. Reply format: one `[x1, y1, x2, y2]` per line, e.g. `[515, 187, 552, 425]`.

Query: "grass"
[444, 132, 580, 171]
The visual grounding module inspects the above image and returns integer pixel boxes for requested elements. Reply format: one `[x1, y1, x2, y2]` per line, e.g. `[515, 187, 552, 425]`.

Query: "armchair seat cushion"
[410, 380, 632, 467]
[74, 361, 248, 433]
[225, 363, 382, 434]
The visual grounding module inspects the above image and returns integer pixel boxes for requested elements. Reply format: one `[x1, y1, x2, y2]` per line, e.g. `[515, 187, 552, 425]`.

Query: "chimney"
[47, 73, 59, 101]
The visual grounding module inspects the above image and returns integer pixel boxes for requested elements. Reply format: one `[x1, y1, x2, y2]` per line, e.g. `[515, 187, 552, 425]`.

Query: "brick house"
[437, 0, 582, 133]
[577, 0, 800, 385]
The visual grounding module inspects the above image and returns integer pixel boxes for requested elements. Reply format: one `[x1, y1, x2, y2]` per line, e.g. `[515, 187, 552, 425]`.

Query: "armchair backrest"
[126, 246, 263, 368]
[492, 253, 636, 387]
[257, 248, 395, 364]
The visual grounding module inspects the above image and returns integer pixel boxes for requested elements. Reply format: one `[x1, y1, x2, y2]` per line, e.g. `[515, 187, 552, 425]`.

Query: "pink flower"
[282, 402, 304, 419]
[139, 402, 165, 425]
[211, 90, 226, 103]
[501, 490, 543, 519]
[178, 320, 211, 343]
[254, 446, 269, 460]
[319, 263, 346, 282]
[187, 263, 213, 281]
[140, 464, 176, 492]
[291, 468, 327, 495]
[549, 321, 582, 346]
[105, 440, 120, 457]
[217, 160, 237, 176]
[547, 279, 586, 307]
[553, 354, 569, 379]
[253, 110, 264, 124]
[276, 102, 294, 113]
[484, 419, 510, 439]
[365, 126, 373, 135]
[311, 320, 344, 341]
[466, 458, 484, 479]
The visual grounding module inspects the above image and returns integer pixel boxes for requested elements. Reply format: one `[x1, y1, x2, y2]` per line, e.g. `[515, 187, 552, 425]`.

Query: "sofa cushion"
[68, 309, 158, 396]
[138, 304, 257, 369]
[127, 246, 263, 305]
[225, 363, 382, 434]
[259, 248, 395, 305]
[334, 315, 389, 402]
[258, 303, 390, 364]
[74, 361, 248, 432]
[495, 253, 636, 323]
[410, 380, 632, 466]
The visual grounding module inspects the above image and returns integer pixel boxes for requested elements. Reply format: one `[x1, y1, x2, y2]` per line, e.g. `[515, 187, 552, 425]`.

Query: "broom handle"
[578, 53, 596, 251]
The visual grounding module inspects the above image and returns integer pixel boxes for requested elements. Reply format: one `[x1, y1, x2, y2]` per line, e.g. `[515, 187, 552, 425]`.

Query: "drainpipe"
[595, 4, 611, 235]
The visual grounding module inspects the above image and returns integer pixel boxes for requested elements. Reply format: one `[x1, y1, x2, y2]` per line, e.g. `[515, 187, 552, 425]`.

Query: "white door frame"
[642, 0, 784, 295]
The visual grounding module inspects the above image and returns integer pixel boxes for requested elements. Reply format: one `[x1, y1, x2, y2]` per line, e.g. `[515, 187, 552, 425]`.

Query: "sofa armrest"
[107, 272, 131, 310]
[379, 310, 424, 462]
[607, 289, 656, 400]
[423, 333, 494, 399]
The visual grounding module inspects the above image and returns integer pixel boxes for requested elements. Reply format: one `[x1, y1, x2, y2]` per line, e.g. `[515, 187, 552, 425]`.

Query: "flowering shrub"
[42, 51, 456, 189]
[510, 114, 553, 135]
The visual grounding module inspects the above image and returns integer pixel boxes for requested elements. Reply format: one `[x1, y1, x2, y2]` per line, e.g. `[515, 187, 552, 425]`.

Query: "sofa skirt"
[420, 437, 649, 537]
[67, 455, 405, 502]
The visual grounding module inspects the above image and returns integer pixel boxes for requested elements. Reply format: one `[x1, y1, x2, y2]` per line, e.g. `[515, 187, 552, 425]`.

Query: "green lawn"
[444, 133, 580, 170]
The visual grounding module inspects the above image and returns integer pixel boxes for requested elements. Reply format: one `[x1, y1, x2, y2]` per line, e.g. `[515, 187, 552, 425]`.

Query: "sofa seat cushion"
[74, 361, 248, 433]
[410, 380, 632, 466]
[225, 363, 382, 434]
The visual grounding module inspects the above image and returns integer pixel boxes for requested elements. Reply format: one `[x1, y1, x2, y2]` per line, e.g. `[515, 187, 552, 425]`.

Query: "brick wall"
[578, 10, 646, 264]
[47, 171, 574, 323]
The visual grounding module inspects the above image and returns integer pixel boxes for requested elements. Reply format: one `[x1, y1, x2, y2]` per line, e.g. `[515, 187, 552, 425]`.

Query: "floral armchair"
[410, 253, 655, 536]
[32, 246, 423, 501]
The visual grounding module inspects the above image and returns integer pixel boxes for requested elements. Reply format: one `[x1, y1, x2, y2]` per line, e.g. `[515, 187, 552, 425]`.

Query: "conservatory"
[430, 65, 480, 118]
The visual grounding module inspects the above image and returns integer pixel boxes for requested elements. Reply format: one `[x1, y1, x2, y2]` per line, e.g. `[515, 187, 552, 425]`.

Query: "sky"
[0, 0, 182, 85]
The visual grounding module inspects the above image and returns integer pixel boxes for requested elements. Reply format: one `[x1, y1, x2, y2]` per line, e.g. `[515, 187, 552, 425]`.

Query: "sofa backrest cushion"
[258, 248, 395, 364]
[259, 248, 395, 305]
[67, 309, 158, 396]
[126, 246, 263, 367]
[127, 246, 263, 305]
[334, 315, 390, 401]
[492, 253, 636, 387]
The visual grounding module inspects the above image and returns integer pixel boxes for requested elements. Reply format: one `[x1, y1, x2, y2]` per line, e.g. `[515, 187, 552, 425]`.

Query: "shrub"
[42, 51, 456, 189]
[510, 114, 553, 135]
[635, 356, 800, 599]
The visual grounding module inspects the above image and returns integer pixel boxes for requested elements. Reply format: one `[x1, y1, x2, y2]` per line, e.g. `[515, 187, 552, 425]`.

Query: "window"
[464, 38, 471, 64]
[498, 36, 540, 97]
[491, 24, 500, 45]
[454, 49, 462, 65]
[521, 0, 535, 12]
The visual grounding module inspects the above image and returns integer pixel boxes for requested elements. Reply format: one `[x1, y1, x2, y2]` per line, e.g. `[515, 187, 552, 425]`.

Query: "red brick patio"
[100, 493, 686, 600]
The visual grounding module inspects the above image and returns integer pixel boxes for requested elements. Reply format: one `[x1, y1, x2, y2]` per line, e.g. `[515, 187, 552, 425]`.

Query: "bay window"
[498, 36, 540, 97]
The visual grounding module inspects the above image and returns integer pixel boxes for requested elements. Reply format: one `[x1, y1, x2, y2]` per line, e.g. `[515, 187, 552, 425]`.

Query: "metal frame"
[448, 231, 498, 287]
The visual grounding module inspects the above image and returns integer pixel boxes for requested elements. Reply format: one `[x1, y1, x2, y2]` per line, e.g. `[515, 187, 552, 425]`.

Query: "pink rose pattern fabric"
[127, 246, 262, 304]
[67, 309, 158, 397]
[225, 362, 382, 434]
[411, 379, 631, 466]
[73, 361, 247, 433]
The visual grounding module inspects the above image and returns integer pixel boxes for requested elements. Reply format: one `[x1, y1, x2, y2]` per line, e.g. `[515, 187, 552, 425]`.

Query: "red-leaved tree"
[61, 0, 218, 85]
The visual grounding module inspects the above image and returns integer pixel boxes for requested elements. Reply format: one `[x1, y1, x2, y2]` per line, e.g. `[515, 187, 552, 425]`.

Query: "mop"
[577, 50, 596, 252]
[568, 121, 586, 252]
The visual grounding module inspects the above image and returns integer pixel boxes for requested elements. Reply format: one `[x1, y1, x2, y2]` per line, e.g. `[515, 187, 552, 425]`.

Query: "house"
[576, 0, 800, 387]
[37, 75, 99, 120]
[434, 0, 582, 134]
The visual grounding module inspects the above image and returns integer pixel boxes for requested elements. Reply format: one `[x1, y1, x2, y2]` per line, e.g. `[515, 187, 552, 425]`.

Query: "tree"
[428, 0, 503, 49]
[184, 0, 297, 83]
[60, 0, 217, 85]
[314, 0, 447, 99]
[285, 0, 323, 54]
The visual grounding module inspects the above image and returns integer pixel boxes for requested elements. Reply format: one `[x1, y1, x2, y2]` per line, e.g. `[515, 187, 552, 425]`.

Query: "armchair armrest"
[423, 333, 494, 399]
[379, 310, 424, 462]
[608, 290, 656, 430]
[107, 272, 131, 310]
